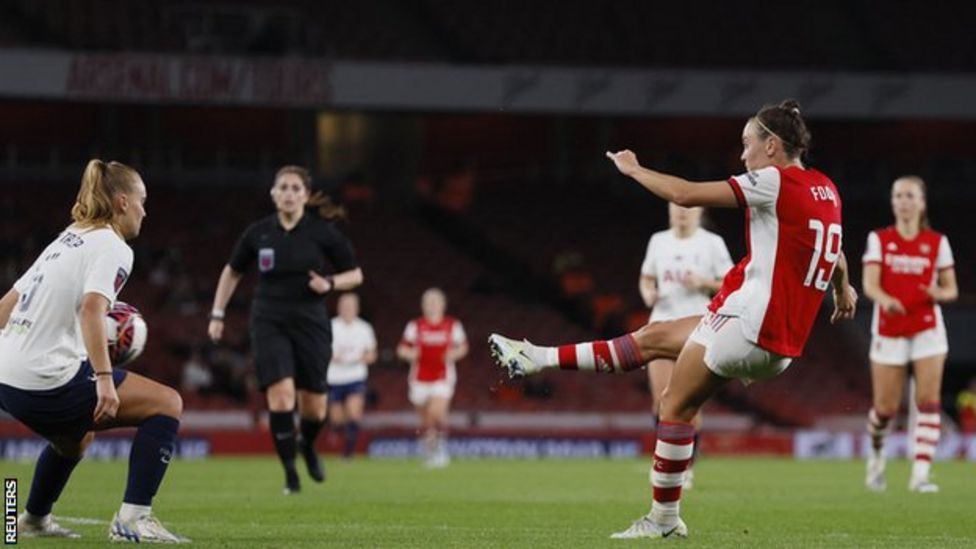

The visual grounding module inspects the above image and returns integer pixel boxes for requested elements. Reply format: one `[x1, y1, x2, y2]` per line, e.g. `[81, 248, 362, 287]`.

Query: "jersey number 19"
[803, 220, 842, 291]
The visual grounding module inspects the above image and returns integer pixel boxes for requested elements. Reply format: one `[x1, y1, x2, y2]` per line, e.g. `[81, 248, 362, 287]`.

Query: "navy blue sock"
[343, 421, 360, 458]
[25, 445, 81, 516]
[269, 411, 297, 469]
[123, 415, 179, 506]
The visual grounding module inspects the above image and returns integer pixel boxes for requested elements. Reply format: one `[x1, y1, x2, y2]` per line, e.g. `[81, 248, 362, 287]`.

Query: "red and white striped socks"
[912, 401, 941, 481]
[649, 421, 694, 525]
[537, 334, 644, 373]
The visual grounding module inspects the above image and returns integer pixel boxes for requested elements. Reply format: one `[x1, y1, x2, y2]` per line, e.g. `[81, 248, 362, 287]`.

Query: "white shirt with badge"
[641, 228, 734, 322]
[328, 317, 377, 386]
[0, 226, 133, 390]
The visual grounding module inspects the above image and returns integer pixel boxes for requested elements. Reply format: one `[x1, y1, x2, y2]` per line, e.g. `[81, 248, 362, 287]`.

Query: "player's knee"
[159, 386, 183, 419]
[267, 384, 296, 411]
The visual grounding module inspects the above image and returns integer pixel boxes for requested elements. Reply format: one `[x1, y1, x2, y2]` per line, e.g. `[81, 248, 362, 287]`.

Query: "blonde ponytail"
[71, 159, 139, 229]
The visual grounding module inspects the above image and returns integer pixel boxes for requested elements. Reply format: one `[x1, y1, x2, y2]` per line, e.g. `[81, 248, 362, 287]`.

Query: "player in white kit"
[0, 160, 186, 542]
[328, 293, 377, 459]
[639, 203, 733, 487]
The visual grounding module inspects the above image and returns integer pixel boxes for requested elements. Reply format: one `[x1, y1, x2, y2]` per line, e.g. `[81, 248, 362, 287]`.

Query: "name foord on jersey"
[809, 185, 839, 206]
[885, 254, 931, 275]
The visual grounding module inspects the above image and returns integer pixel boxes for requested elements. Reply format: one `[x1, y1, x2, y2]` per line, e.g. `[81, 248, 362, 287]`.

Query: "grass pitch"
[3, 456, 974, 547]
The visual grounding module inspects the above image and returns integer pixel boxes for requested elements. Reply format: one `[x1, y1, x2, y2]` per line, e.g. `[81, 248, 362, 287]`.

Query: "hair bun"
[779, 98, 802, 117]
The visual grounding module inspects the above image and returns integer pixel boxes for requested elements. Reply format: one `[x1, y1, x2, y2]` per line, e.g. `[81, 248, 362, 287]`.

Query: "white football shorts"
[688, 312, 792, 383]
[870, 323, 948, 366]
[408, 379, 455, 406]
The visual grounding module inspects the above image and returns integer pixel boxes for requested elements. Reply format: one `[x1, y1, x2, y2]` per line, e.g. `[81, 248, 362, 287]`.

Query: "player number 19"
[803, 219, 842, 291]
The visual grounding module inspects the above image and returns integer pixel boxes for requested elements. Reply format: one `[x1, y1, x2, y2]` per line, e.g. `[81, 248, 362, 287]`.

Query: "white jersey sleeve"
[451, 321, 467, 346]
[863, 231, 882, 264]
[936, 235, 954, 269]
[710, 233, 734, 278]
[401, 320, 418, 345]
[82, 238, 134, 306]
[729, 167, 781, 209]
[640, 234, 659, 277]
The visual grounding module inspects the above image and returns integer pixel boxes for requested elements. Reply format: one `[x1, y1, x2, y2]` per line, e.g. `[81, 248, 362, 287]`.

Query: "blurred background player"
[0, 160, 185, 542]
[638, 203, 733, 487]
[208, 165, 363, 493]
[491, 100, 858, 539]
[396, 288, 468, 468]
[862, 175, 957, 493]
[328, 292, 377, 459]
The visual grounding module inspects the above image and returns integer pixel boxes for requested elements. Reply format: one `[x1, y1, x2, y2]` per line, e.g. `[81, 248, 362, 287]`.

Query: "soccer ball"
[105, 301, 148, 367]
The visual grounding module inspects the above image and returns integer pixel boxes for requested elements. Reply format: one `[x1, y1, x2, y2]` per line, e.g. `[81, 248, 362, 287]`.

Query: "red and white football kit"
[400, 316, 467, 405]
[862, 227, 953, 364]
[689, 165, 843, 381]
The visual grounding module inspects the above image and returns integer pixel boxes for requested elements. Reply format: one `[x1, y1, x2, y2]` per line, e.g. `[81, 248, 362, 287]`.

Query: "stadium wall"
[2, 418, 975, 461]
[3, 49, 976, 118]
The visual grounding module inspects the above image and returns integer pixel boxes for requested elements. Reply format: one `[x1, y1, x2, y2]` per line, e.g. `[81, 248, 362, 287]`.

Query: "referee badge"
[259, 248, 275, 272]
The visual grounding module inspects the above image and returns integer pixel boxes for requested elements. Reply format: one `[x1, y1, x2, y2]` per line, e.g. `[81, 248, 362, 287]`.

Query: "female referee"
[208, 165, 363, 494]
[490, 100, 858, 539]
[0, 160, 186, 542]
[862, 176, 957, 493]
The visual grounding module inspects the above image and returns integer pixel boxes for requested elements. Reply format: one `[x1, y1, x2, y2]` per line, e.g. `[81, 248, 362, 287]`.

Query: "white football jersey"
[640, 228, 733, 322]
[0, 226, 133, 390]
[328, 317, 377, 385]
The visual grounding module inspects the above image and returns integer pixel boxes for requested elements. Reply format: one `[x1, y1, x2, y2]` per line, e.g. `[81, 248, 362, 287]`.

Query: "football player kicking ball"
[490, 100, 857, 539]
[0, 160, 186, 542]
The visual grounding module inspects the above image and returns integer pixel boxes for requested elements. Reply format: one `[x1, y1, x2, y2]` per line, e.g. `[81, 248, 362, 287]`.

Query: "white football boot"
[488, 334, 543, 378]
[17, 512, 80, 538]
[109, 512, 189, 543]
[610, 514, 688, 539]
[908, 475, 939, 493]
[865, 451, 887, 492]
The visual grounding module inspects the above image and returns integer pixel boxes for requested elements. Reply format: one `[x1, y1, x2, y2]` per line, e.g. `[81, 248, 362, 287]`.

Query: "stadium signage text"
[64, 54, 332, 105]
[369, 436, 642, 459]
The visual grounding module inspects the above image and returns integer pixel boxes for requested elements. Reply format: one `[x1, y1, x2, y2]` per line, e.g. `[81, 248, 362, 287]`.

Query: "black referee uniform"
[228, 212, 358, 393]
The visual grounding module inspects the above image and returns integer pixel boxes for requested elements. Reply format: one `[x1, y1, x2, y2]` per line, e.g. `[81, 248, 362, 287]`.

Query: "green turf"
[2, 456, 974, 547]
